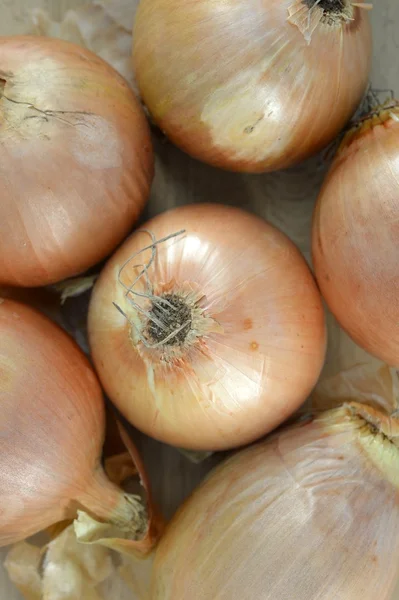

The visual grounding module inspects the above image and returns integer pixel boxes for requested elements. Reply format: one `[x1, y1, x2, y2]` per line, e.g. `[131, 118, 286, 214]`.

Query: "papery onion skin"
[133, 0, 371, 173]
[0, 36, 153, 287]
[151, 405, 399, 600]
[88, 204, 326, 451]
[0, 298, 133, 547]
[312, 102, 399, 367]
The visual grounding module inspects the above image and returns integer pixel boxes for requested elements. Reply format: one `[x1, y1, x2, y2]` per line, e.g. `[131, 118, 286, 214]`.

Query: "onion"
[88, 204, 326, 451]
[312, 101, 399, 367]
[0, 298, 152, 548]
[151, 403, 399, 600]
[133, 0, 372, 173]
[0, 35, 153, 287]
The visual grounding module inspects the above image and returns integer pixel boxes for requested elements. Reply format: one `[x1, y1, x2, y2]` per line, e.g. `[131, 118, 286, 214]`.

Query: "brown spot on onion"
[243, 318, 253, 331]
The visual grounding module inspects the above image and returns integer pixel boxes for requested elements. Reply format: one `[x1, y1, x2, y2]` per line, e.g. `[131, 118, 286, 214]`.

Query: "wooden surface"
[1, 0, 399, 598]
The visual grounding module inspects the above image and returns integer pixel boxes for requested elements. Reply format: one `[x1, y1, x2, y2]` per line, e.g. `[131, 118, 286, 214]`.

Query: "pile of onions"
[0, 298, 146, 547]
[0, 36, 153, 288]
[88, 204, 326, 451]
[133, 0, 372, 173]
[312, 101, 399, 367]
[151, 403, 399, 599]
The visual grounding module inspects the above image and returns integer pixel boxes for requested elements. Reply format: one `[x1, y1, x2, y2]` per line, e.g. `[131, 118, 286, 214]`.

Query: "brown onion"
[133, 0, 371, 173]
[0, 36, 153, 287]
[0, 298, 149, 547]
[151, 403, 399, 600]
[312, 101, 399, 367]
[88, 203, 326, 451]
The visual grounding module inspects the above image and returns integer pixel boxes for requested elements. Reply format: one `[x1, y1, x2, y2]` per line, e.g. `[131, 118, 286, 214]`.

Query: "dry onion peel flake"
[26, 3, 139, 94]
[311, 361, 399, 415]
[5, 526, 114, 600]
[52, 275, 98, 305]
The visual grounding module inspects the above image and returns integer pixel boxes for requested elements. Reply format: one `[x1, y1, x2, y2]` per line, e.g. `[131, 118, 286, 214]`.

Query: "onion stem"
[74, 466, 146, 535]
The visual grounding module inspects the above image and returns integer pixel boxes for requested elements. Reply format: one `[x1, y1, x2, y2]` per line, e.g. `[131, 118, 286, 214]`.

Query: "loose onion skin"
[0, 36, 153, 287]
[88, 204, 326, 451]
[312, 102, 399, 367]
[151, 404, 399, 600]
[0, 298, 138, 547]
[133, 0, 371, 173]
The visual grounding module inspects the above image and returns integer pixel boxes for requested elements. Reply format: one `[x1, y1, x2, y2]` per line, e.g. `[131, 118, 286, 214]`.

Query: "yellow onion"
[312, 101, 399, 367]
[0, 298, 152, 548]
[151, 403, 399, 599]
[88, 203, 326, 451]
[0, 35, 153, 287]
[133, 0, 372, 173]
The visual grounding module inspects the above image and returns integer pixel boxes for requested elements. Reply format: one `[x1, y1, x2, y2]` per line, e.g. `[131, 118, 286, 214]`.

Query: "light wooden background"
[0, 0, 399, 598]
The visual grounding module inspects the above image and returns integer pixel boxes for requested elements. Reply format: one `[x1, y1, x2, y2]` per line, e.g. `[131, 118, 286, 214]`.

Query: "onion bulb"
[133, 0, 372, 173]
[88, 204, 326, 451]
[0, 36, 153, 287]
[0, 298, 149, 547]
[151, 403, 399, 600]
[312, 101, 399, 367]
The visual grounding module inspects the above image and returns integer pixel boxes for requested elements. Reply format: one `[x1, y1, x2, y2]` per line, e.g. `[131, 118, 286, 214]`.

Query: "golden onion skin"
[0, 299, 105, 545]
[151, 406, 399, 600]
[88, 204, 326, 451]
[0, 298, 140, 547]
[0, 36, 153, 287]
[133, 0, 371, 173]
[312, 103, 399, 367]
